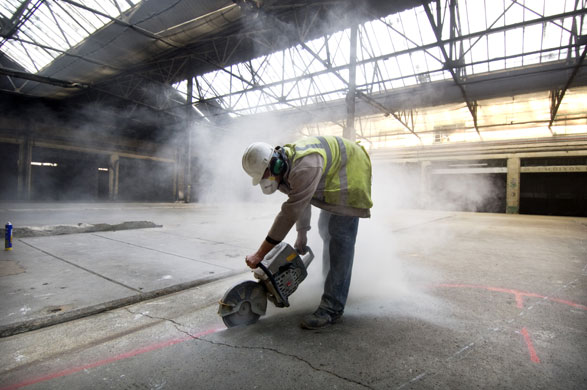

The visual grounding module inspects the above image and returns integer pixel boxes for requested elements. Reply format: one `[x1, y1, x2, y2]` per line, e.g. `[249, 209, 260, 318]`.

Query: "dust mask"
[260, 176, 278, 194]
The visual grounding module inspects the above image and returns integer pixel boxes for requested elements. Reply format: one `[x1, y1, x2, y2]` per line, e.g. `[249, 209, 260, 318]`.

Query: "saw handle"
[298, 246, 314, 268]
[257, 262, 290, 308]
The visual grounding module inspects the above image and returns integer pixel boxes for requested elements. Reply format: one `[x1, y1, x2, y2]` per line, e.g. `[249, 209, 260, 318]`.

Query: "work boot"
[300, 308, 341, 330]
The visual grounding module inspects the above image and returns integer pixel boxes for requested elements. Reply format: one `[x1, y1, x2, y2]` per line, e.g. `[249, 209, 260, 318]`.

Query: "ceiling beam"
[0, 66, 87, 89]
[0, 0, 36, 42]
[299, 40, 421, 140]
[422, 0, 481, 138]
[549, 41, 587, 130]
[59, 0, 181, 49]
[101, 6, 587, 88]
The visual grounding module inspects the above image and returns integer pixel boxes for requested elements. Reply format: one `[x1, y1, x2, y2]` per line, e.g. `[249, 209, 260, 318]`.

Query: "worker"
[242, 135, 373, 329]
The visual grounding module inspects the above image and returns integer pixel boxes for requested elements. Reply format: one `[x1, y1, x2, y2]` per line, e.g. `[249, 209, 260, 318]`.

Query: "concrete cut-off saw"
[218, 242, 314, 328]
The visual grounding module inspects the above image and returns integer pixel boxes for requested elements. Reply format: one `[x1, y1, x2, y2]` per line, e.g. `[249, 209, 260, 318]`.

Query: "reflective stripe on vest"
[334, 136, 348, 205]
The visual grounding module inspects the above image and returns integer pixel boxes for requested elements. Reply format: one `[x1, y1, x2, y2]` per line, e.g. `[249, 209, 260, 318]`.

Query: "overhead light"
[448, 163, 488, 168]
[31, 162, 58, 167]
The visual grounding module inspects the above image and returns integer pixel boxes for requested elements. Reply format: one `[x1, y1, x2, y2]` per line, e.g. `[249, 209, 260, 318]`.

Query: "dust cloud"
[270, 159, 461, 326]
[0, 0, 505, 328]
[227, 130, 503, 326]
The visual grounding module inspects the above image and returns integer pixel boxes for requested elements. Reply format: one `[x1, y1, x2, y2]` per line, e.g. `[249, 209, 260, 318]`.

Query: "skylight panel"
[89, 0, 120, 16]
[414, 7, 436, 45]
[175, 0, 587, 120]
[173, 80, 188, 99]
[357, 61, 374, 89]
[485, 0, 507, 29]
[0, 0, 20, 18]
[315, 72, 344, 95]
[304, 35, 324, 57]
[507, 1, 525, 25]
[1, 0, 141, 73]
[522, 24, 542, 56]
[196, 70, 220, 99]
[278, 50, 294, 80]
[25, 9, 68, 51]
[66, 5, 109, 31]
[544, 0, 567, 15]
[505, 29, 523, 59]
[50, 6, 89, 42]
[261, 55, 283, 84]
[326, 30, 348, 68]
[3, 40, 38, 71]
[362, 21, 386, 58]
[461, 0, 485, 34]
[411, 50, 436, 74]
[400, 7, 423, 45]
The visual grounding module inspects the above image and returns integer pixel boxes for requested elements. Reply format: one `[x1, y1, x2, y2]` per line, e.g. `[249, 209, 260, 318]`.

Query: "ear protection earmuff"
[269, 147, 287, 176]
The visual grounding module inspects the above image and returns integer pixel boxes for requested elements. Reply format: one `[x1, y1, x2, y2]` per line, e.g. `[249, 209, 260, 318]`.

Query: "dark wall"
[0, 143, 19, 201]
[31, 148, 109, 201]
[118, 157, 174, 202]
[0, 144, 176, 202]
[520, 172, 587, 217]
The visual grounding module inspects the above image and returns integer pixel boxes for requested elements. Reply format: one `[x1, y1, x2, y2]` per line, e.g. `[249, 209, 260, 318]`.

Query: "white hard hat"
[242, 142, 274, 185]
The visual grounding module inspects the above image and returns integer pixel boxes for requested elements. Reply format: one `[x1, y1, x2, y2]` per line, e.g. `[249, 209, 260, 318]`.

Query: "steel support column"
[185, 77, 193, 203]
[17, 137, 32, 200]
[506, 156, 521, 214]
[109, 154, 119, 201]
[420, 161, 431, 208]
[345, 24, 358, 141]
[25, 137, 32, 201]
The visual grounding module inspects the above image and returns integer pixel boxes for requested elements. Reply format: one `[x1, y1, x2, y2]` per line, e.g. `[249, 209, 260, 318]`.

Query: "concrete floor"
[0, 203, 585, 389]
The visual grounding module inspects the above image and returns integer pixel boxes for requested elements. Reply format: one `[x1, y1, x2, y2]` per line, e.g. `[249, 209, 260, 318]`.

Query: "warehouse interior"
[0, 1, 586, 389]
[1, 0, 585, 215]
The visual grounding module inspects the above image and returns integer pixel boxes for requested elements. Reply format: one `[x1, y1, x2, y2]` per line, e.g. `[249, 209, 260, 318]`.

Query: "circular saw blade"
[218, 280, 267, 328]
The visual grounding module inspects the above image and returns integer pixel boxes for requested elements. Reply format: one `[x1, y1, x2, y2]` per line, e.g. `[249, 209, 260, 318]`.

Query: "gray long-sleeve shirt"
[267, 153, 370, 243]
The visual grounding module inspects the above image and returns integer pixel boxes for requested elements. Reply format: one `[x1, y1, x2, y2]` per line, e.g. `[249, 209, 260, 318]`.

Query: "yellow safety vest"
[284, 136, 373, 209]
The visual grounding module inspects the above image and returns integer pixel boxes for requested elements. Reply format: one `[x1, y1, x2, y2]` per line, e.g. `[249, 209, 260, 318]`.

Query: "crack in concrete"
[125, 309, 374, 390]
[92, 234, 234, 271]
[124, 308, 185, 329]
[182, 327, 375, 390]
[20, 240, 141, 293]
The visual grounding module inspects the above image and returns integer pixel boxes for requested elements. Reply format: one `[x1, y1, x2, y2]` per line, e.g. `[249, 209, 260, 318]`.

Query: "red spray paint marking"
[434, 283, 587, 365]
[435, 283, 587, 310]
[520, 327, 540, 363]
[3, 284, 584, 388]
[0, 326, 224, 390]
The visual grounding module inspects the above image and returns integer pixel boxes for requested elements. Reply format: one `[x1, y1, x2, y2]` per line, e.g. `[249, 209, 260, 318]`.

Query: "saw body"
[218, 242, 314, 327]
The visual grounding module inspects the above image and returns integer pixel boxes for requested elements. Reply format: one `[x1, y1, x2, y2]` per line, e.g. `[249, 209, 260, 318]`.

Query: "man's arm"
[294, 203, 311, 253]
[266, 155, 323, 243]
[246, 154, 323, 268]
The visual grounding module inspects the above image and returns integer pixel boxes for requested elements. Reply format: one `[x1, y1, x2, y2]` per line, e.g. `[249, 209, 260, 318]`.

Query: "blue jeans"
[317, 210, 359, 315]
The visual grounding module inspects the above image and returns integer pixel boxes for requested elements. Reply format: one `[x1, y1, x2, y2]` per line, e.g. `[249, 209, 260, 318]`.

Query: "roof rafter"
[549, 41, 587, 130]
[422, 0, 481, 138]
[59, 0, 181, 49]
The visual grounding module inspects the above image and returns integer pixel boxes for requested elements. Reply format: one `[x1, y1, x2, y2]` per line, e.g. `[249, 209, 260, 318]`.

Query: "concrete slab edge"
[0, 269, 245, 338]
[2, 221, 163, 238]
